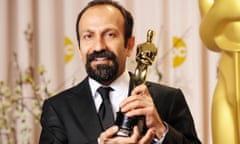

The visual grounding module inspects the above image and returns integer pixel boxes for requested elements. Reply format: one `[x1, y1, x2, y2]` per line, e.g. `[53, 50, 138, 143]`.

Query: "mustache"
[87, 50, 116, 62]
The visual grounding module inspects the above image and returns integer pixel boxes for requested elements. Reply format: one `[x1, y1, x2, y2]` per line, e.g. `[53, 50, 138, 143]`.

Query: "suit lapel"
[69, 78, 103, 142]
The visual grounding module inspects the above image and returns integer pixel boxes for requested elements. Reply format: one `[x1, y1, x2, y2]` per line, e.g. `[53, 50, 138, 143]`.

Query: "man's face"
[78, 5, 133, 84]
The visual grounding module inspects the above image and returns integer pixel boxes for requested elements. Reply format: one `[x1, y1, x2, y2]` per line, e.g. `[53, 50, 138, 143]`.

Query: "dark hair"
[75, 0, 134, 47]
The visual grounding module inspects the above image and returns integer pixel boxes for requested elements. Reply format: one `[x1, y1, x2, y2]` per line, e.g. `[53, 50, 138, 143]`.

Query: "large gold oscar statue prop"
[199, 0, 240, 144]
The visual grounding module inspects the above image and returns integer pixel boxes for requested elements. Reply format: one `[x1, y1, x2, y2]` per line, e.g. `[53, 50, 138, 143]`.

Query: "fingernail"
[112, 126, 118, 130]
[121, 108, 125, 112]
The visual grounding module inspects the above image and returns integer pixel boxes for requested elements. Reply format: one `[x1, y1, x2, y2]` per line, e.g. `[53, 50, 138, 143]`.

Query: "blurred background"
[0, 0, 220, 144]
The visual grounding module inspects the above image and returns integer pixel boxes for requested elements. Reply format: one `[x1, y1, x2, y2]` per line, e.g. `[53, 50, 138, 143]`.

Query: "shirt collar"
[88, 70, 130, 98]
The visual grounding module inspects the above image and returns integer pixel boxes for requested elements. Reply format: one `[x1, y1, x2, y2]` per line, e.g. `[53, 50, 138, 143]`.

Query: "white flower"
[0, 119, 5, 128]
[1, 86, 11, 96]
[32, 107, 41, 117]
[1, 100, 11, 111]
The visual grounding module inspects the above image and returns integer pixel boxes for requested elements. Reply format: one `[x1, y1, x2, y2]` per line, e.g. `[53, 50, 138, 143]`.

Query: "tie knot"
[97, 87, 113, 100]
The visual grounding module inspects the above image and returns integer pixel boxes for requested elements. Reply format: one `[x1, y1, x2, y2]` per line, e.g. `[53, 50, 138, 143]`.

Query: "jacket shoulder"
[146, 81, 182, 95]
[46, 78, 89, 103]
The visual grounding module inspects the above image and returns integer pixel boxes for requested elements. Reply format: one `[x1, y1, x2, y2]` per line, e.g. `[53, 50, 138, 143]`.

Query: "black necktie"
[98, 87, 114, 130]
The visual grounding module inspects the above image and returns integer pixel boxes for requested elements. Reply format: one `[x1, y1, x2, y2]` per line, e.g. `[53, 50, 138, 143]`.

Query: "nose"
[94, 36, 106, 52]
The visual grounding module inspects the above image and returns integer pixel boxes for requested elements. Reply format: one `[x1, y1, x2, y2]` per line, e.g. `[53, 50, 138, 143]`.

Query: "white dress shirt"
[89, 70, 130, 119]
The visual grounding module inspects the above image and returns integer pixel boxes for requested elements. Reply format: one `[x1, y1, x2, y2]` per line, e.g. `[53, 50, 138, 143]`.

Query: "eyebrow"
[80, 27, 119, 35]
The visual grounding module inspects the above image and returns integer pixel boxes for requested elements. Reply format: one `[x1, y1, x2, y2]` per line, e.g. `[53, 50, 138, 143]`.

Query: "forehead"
[79, 5, 124, 31]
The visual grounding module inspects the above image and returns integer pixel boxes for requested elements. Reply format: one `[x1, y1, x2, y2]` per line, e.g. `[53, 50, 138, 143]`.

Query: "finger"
[99, 126, 119, 143]
[125, 107, 148, 117]
[139, 129, 155, 144]
[104, 126, 140, 144]
[105, 126, 119, 137]
[120, 84, 150, 109]
[131, 84, 148, 95]
[121, 97, 145, 113]
[121, 96, 153, 115]
[119, 95, 141, 108]
[120, 91, 151, 107]
[131, 125, 141, 140]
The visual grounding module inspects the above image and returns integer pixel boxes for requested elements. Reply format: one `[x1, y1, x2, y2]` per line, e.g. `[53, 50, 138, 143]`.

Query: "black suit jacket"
[39, 77, 201, 144]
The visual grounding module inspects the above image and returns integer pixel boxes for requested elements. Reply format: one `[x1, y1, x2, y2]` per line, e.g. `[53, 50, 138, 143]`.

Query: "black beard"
[86, 50, 118, 84]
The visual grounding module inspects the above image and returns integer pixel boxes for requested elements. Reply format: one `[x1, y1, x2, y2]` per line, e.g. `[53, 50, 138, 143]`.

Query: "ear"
[126, 36, 135, 57]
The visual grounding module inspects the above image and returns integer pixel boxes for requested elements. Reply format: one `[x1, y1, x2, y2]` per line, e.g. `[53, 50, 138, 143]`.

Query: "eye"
[105, 31, 116, 39]
[81, 33, 93, 40]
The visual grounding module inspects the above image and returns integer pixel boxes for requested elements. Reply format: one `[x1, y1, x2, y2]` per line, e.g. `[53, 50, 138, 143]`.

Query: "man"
[39, 1, 201, 144]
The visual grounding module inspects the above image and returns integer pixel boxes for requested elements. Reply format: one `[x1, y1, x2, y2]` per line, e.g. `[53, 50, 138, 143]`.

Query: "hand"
[99, 125, 155, 144]
[99, 125, 139, 144]
[120, 84, 166, 139]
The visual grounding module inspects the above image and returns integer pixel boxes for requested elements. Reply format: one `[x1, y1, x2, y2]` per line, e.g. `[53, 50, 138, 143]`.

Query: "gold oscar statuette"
[115, 29, 158, 137]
